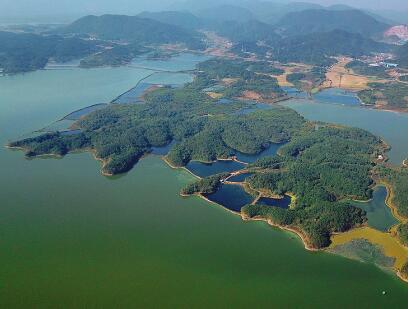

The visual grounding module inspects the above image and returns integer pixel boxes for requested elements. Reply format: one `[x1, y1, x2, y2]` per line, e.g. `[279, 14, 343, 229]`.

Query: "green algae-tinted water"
[0, 62, 407, 307]
[352, 186, 399, 232]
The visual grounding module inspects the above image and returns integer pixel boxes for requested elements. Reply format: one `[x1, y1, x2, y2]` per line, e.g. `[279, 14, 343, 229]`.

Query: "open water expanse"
[0, 54, 407, 307]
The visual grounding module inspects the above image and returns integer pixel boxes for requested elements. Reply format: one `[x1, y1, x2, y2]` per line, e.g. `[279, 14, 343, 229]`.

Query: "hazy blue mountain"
[211, 19, 280, 43]
[276, 9, 390, 37]
[137, 11, 202, 30]
[246, 1, 323, 24]
[195, 5, 254, 22]
[370, 9, 408, 25]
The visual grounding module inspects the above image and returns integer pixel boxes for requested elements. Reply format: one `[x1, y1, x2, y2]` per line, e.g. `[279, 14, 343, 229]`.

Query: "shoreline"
[294, 86, 408, 114]
[162, 156, 201, 179]
[378, 180, 408, 225]
[180, 185, 317, 252]
[241, 215, 317, 251]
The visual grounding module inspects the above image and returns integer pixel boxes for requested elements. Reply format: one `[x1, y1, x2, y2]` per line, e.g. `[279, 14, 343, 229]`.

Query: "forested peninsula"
[7, 57, 408, 280]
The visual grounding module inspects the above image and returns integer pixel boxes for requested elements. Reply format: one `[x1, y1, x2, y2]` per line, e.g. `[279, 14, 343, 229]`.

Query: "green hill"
[212, 19, 280, 43]
[0, 31, 99, 73]
[269, 30, 389, 66]
[276, 9, 389, 37]
[61, 14, 204, 49]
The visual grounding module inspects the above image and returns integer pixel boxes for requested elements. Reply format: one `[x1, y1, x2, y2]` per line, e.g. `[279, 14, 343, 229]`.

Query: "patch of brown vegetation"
[242, 90, 262, 100]
[222, 78, 238, 85]
[323, 57, 372, 91]
[275, 63, 312, 87]
[206, 92, 223, 99]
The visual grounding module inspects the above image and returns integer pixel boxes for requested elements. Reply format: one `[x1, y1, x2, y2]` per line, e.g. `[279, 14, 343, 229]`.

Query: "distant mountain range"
[275, 9, 389, 37]
[195, 4, 255, 23]
[137, 11, 202, 30]
[0, 1, 402, 74]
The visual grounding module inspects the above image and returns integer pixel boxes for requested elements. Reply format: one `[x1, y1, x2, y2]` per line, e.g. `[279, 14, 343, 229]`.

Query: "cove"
[228, 172, 253, 183]
[205, 184, 254, 212]
[235, 143, 285, 163]
[186, 160, 245, 178]
[313, 88, 360, 106]
[257, 195, 292, 209]
[352, 186, 398, 232]
[150, 141, 177, 156]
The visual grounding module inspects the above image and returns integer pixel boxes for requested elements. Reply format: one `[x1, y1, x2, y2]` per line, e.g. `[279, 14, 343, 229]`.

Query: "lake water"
[235, 143, 284, 163]
[257, 195, 292, 209]
[205, 184, 254, 212]
[313, 88, 361, 106]
[228, 172, 253, 183]
[0, 56, 407, 307]
[282, 99, 408, 165]
[352, 186, 399, 232]
[186, 160, 245, 178]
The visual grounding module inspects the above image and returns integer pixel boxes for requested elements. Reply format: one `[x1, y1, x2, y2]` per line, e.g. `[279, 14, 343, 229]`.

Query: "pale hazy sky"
[0, 0, 407, 19]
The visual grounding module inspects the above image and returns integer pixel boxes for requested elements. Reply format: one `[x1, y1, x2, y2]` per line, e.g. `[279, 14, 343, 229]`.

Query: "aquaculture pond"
[257, 195, 292, 209]
[185, 160, 245, 178]
[205, 184, 254, 212]
[352, 186, 399, 232]
[63, 103, 108, 120]
[1, 55, 407, 307]
[111, 82, 153, 104]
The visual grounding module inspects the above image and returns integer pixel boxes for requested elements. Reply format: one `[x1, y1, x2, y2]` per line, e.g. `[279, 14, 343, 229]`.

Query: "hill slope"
[271, 30, 390, 66]
[60, 15, 204, 49]
[137, 11, 202, 30]
[277, 9, 389, 37]
[212, 19, 280, 43]
[0, 31, 99, 73]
